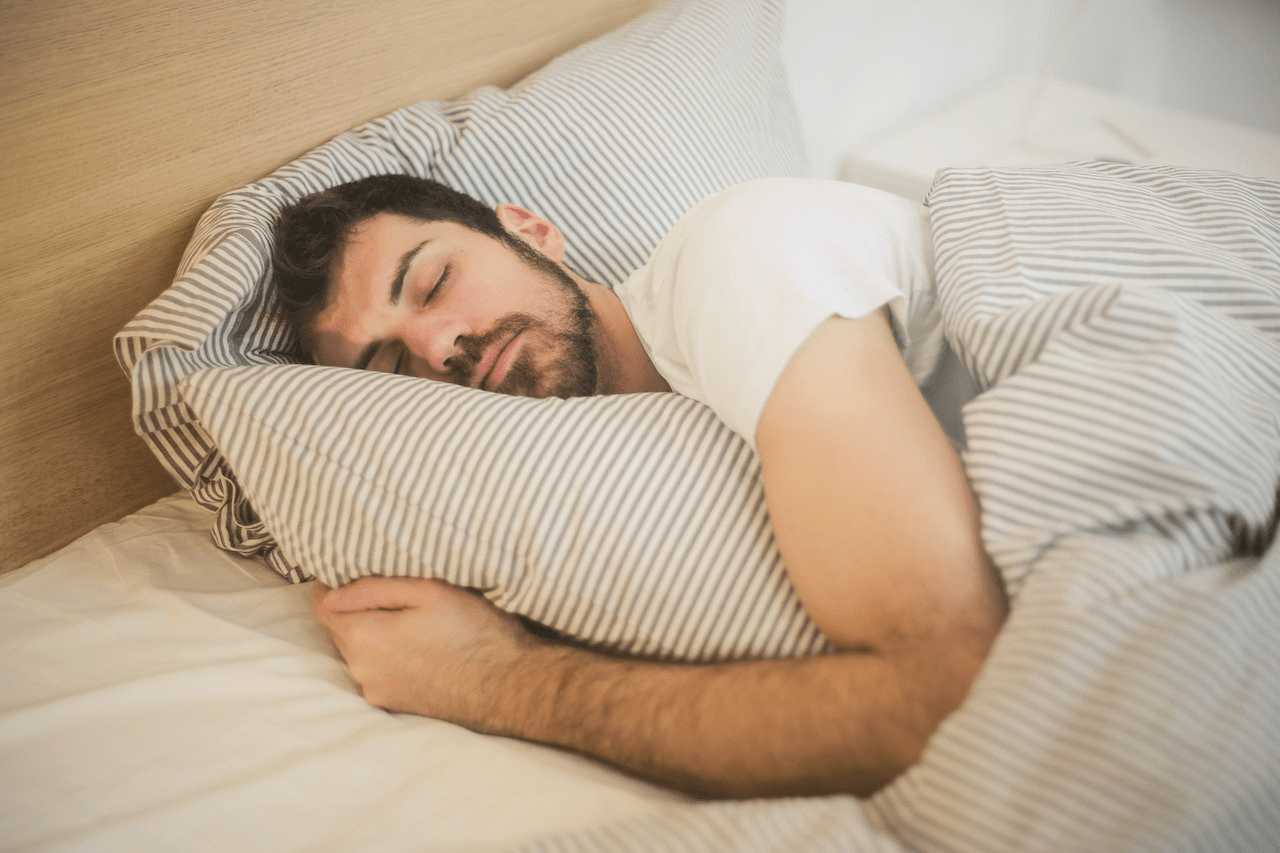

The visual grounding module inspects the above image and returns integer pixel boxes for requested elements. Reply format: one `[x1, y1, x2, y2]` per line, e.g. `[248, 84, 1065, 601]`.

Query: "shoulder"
[658, 179, 932, 286]
[681, 178, 927, 240]
[625, 179, 928, 289]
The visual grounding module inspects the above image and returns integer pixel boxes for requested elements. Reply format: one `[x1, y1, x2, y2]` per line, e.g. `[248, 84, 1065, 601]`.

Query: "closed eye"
[425, 263, 451, 305]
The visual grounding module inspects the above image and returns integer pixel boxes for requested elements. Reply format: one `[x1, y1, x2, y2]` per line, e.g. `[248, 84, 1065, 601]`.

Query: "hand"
[312, 577, 537, 732]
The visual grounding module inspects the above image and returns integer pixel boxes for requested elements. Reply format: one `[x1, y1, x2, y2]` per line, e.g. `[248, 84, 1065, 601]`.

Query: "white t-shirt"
[616, 178, 947, 446]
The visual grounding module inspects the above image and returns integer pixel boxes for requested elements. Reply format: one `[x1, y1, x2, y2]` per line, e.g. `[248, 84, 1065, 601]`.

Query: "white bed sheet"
[0, 494, 685, 852]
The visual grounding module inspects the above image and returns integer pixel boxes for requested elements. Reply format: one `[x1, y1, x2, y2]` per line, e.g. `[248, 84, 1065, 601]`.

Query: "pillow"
[183, 365, 830, 661]
[115, 0, 820, 659]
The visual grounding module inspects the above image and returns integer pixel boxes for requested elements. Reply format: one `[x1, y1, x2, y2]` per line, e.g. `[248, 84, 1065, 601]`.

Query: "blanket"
[522, 163, 1280, 852]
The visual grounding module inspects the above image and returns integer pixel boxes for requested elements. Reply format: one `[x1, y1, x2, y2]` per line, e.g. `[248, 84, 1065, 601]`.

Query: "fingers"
[302, 574, 540, 722]
[311, 580, 333, 623]
[319, 576, 449, 613]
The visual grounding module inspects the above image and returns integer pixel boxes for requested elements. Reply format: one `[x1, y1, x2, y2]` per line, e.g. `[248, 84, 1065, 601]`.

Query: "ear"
[494, 204, 567, 263]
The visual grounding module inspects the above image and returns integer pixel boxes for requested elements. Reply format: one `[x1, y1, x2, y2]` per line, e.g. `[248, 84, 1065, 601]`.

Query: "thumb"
[323, 576, 443, 612]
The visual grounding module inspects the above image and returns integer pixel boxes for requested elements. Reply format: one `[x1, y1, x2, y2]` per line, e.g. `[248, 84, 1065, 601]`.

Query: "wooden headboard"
[0, 0, 655, 571]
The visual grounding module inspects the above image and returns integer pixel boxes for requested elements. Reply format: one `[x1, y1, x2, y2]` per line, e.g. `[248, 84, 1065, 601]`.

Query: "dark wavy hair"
[269, 174, 515, 358]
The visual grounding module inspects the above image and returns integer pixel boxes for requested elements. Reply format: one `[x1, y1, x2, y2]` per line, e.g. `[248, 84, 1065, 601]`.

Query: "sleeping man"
[271, 173, 1008, 798]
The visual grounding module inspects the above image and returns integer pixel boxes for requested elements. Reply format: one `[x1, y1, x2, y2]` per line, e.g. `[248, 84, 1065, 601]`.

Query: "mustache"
[446, 314, 535, 387]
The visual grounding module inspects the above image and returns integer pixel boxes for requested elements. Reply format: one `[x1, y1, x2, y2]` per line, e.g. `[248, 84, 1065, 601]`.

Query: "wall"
[784, 0, 1280, 178]
[1020, 0, 1280, 132]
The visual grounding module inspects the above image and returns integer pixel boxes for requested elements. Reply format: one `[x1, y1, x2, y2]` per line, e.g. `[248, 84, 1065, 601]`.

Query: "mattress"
[0, 494, 685, 851]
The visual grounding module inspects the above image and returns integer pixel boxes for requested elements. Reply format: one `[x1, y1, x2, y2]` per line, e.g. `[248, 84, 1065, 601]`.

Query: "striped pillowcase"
[183, 365, 831, 661]
[114, 0, 807, 617]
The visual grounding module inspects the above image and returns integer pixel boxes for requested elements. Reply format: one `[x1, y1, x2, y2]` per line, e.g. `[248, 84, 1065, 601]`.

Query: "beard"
[444, 241, 599, 398]
[450, 311, 597, 398]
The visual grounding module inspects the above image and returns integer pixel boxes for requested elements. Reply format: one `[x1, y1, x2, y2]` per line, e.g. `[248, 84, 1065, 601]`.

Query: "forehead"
[330, 213, 454, 301]
[340, 212, 439, 268]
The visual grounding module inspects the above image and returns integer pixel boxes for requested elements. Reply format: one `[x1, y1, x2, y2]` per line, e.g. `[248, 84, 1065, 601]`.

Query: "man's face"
[312, 212, 598, 398]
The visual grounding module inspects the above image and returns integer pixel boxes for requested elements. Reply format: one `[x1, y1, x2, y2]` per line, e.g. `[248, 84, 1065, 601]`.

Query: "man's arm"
[755, 311, 1005, 662]
[313, 311, 1006, 798]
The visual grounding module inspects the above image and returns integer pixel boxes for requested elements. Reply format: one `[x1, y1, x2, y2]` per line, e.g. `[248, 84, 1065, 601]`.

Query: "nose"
[398, 314, 471, 378]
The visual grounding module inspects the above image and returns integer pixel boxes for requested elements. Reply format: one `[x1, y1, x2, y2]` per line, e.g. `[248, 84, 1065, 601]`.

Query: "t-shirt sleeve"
[641, 179, 931, 445]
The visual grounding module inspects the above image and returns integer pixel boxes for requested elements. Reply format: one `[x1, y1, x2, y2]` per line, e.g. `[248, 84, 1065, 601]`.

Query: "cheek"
[453, 274, 528, 324]
[497, 261, 561, 312]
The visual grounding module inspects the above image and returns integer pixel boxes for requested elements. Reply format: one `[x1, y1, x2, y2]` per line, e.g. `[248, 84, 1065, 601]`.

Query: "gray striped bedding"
[517, 165, 1280, 851]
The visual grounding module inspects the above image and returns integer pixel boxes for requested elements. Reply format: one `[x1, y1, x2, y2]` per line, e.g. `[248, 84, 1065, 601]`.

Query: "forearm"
[480, 631, 990, 798]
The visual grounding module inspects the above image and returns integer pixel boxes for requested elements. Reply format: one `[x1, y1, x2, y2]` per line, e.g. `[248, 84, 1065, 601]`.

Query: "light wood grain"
[0, 0, 654, 571]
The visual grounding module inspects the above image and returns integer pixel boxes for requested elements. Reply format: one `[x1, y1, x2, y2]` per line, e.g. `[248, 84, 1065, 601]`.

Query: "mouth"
[478, 332, 522, 392]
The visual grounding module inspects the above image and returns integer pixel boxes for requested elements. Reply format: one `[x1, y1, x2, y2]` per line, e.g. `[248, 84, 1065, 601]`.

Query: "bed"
[4, 0, 1280, 850]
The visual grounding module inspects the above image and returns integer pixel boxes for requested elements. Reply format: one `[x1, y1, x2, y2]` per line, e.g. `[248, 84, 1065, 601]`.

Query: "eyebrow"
[350, 239, 430, 371]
